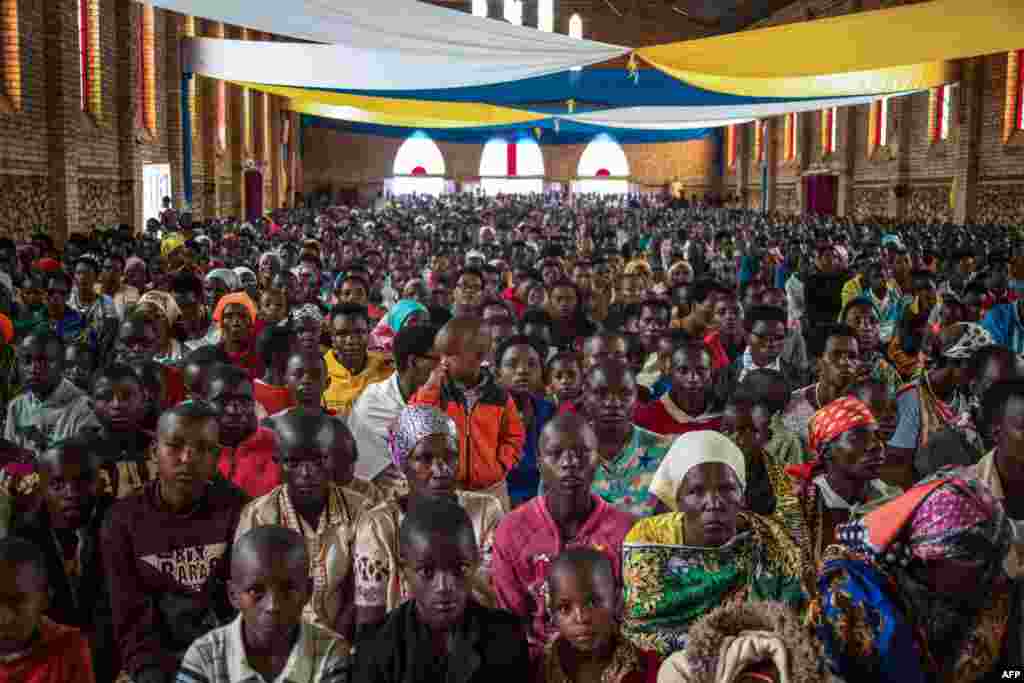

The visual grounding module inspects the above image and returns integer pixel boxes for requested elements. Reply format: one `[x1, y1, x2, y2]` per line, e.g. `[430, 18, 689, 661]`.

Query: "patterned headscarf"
[206, 268, 240, 291]
[161, 233, 186, 259]
[942, 322, 995, 360]
[212, 292, 257, 324]
[387, 405, 458, 470]
[786, 397, 876, 484]
[293, 304, 324, 325]
[137, 290, 182, 327]
[837, 476, 1009, 570]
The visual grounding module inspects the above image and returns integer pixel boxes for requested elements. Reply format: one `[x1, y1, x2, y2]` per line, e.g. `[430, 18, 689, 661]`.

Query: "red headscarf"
[786, 396, 876, 483]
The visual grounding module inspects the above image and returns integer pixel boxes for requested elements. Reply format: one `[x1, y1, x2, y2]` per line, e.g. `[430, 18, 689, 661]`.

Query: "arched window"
[930, 84, 958, 142]
[78, 0, 101, 117]
[569, 13, 583, 39]
[1004, 51, 1024, 139]
[479, 137, 544, 195]
[569, 14, 583, 72]
[504, 0, 523, 26]
[575, 134, 629, 194]
[472, 0, 488, 18]
[1, 0, 21, 111]
[784, 113, 798, 161]
[137, 3, 156, 134]
[392, 133, 447, 196]
[213, 22, 226, 151]
[538, 0, 554, 32]
[726, 125, 737, 168]
[821, 107, 837, 155]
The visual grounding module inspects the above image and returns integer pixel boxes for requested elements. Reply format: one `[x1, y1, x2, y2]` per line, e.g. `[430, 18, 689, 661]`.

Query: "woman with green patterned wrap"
[621, 430, 805, 657]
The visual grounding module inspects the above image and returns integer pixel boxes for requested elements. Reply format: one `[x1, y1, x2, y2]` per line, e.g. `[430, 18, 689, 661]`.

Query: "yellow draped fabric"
[637, 0, 1024, 98]
[232, 81, 545, 129]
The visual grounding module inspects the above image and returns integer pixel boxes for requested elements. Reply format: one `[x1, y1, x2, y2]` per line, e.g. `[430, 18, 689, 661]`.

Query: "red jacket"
[411, 373, 525, 491]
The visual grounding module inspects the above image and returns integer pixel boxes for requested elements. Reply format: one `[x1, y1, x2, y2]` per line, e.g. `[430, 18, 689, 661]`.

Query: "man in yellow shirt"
[323, 304, 392, 416]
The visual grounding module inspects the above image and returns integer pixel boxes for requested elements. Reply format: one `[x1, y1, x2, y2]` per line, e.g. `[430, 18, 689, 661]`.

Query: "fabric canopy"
[165, 0, 628, 91]
[637, 0, 1024, 98]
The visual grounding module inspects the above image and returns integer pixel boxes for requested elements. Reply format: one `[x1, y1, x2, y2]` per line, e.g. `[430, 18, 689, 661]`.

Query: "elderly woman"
[813, 476, 1018, 682]
[352, 405, 505, 629]
[135, 290, 184, 365]
[367, 299, 428, 354]
[209, 292, 262, 379]
[622, 430, 805, 657]
[785, 397, 902, 581]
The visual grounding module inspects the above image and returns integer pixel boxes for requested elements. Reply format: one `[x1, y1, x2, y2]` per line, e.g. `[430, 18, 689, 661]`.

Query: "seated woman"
[623, 431, 804, 657]
[813, 476, 1017, 682]
[210, 292, 262, 379]
[352, 405, 504, 629]
[786, 397, 901, 577]
[367, 298, 428, 354]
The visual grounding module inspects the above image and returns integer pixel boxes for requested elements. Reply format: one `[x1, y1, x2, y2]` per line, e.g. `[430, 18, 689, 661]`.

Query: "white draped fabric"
[155, 0, 628, 91]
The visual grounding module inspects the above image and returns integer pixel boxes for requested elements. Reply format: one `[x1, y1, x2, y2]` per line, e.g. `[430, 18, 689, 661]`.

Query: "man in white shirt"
[348, 324, 439, 497]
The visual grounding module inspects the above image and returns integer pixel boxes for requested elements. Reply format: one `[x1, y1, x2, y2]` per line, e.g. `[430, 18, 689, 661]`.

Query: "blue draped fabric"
[816, 557, 928, 683]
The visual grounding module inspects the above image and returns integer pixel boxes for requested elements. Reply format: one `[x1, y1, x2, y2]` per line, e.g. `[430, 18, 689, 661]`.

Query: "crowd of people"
[1, 190, 1023, 683]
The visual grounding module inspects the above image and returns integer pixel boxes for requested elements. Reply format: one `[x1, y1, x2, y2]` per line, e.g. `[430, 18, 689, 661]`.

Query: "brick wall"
[301, 126, 716, 196]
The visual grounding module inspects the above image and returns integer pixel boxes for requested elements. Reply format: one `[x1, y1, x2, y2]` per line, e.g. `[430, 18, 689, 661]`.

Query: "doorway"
[142, 163, 172, 224]
[804, 174, 837, 215]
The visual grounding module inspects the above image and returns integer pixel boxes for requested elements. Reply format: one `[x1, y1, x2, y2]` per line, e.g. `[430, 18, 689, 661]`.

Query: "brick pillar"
[953, 57, 983, 225]
[736, 123, 750, 208]
[764, 119, 778, 212]
[44, 0, 82, 243]
[836, 106, 855, 217]
[523, 0, 538, 28]
[165, 11, 185, 211]
[115, 0, 143, 231]
[890, 94, 913, 219]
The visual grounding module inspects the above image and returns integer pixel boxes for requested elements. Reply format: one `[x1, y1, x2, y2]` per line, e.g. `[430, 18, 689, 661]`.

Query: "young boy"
[353, 497, 530, 681]
[10, 437, 117, 682]
[62, 342, 97, 392]
[412, 317, 524, 510]
[539, 548, 660, 683]
[546, 351, 582, 411]
[102, 401, 248, 683]
[178, 526, 350, 683]
[236, 414, 370, 637]
[257, 287, 290, 330]
[0, 536, 95, 683]
[88, 364, 155, 497]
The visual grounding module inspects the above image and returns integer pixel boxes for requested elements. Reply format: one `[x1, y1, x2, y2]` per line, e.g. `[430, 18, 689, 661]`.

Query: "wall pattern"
[776, 185, 799, 214]
[975, 184, 1024, 226]
[851, 186, 890, 221]
[905, 185, 953, 223]
[78, 178, 120, 230]
[0, 175, 51, 239]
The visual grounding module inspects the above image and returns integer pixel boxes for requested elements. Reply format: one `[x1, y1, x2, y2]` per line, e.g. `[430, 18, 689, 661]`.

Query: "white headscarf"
[649, 431, 746, 511]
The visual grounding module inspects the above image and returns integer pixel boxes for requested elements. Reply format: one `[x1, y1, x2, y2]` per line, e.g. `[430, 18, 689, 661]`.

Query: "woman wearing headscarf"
[785, 397, 902, 584]
[812, 476, 1018, 682]
[888, 322, 995, 487]
[622, 431, 805, 657]
[257, 251, 282, 291]
[352, 405, 505, 629]
[233, 266, 259, 301]
[208, 292, 262, 379]
[135, 290, 185, 365]
[367, 299, 428, 355]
